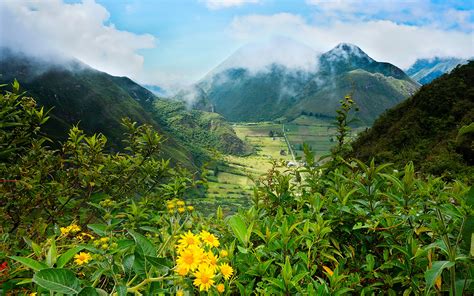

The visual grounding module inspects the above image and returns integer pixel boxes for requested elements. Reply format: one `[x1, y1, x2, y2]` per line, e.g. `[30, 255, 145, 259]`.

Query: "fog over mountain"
[178, 39, 420, 124]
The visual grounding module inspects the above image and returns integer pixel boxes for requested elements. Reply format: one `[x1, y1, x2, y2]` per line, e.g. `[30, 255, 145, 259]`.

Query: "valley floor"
[189, 116, 365, 215]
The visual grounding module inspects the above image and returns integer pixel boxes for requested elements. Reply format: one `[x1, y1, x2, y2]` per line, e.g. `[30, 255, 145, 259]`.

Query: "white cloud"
[211, 36, 319, 73]
[202, 0, 260, 10]
[306, 0, 473, 32]
[230, 13, 474, 69]
[0, 0, 156, 78]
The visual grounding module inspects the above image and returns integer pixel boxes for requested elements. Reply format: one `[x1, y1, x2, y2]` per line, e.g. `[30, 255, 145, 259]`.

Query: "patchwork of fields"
[189, 116, 364, 215]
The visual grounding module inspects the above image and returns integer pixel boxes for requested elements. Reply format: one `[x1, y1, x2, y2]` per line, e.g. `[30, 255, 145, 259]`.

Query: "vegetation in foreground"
[1, 83, 473, 295]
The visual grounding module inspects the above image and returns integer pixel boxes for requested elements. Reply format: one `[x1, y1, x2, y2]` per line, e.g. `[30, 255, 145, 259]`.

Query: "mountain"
[351, 61, 474, 180]
[406, 57, 468, 84]
[190, 41, 420, 124]
[0, 49, 248, 166]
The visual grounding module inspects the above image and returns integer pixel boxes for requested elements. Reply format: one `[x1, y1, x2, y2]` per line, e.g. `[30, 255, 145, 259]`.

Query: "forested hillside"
[352, 61, 474, 180]
[0, 50, 248, 166]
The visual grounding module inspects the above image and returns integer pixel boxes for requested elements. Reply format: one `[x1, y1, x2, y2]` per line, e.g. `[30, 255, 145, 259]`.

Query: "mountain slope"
[351, 61, 474, 180]
[406, 57, 468, 84]
[192, 42, 419, 124]
[0, 50, 248, 166]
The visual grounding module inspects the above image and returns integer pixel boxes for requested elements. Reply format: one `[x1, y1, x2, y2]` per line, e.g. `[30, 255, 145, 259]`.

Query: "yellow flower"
[167, 203, 175, 209]
[60, 227, 70, 235]
[216, 283, 225, 293]
[99, 237, 109, 243]
[175, 264, 190, 276]
[220, 250, 228, 258]
[178, 207, 185, 213]
[69, 224, 81, 233]
[176, 289, 185, 296]
[29, 293, 37, 296]
[177, 231, 201, 249]
[193, 265, 215, 291]
[177, 200, 185, 206]
[219, 263, 233, 280]
[200, 230, 220, 248]
[203, 251, 219, 271]
[187, 206, 194, 212]
[74, 252, 92, 265]
[176, 245, 203, 271]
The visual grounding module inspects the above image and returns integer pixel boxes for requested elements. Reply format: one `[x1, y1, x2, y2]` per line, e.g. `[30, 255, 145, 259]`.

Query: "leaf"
[145, 256, 171, 274]
[46, 239, 57, 267]
[12, 79, 20, 92]
[322, 265, 334, 276]
[87, 224, 107, 236]
[128, 230, 156, 257]
[9, 256, 48, 271]
[78, 287, 100, 296]
[228, 215, 248, 246]
[56, 246, 84, 268]
[33, 268, 81, 294]
[116, 285, 128, 296]
[457, 122, 474, 142]
[425, 261, 455, 290]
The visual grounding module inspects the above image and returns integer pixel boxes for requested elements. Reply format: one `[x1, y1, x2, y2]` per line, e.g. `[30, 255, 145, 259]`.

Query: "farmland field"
[189, 116, 365, 215]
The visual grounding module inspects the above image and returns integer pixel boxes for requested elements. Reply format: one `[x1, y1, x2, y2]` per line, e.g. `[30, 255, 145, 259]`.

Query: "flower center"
[201, 275, 209, 284]
[184, 254, 194, 264]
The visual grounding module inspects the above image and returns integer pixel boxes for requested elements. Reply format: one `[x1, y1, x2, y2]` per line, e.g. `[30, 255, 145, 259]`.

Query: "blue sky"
[2, 0, 473, 91]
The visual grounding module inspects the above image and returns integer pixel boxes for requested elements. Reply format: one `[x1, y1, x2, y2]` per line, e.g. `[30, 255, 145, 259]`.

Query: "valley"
[190, 115, 365, 215]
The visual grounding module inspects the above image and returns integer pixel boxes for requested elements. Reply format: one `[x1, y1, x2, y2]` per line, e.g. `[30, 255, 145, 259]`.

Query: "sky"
[1, 0, 473, 92]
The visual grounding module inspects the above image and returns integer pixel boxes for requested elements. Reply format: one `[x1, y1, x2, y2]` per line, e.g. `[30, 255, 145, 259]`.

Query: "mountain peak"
[323, 42, 373, 63]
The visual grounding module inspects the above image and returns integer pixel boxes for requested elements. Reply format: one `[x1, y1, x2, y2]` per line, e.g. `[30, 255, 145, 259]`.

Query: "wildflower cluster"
[166, 199, 194, 214]
[174, 230, 233, 292]
[59, 223, 81, 236]
[92, 237, 117, 251]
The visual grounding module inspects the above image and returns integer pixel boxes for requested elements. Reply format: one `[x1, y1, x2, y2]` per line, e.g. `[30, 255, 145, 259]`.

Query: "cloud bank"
[211, 36, 319, 74]
[230, 13, 474, 69]
[0, 0, 155, 78]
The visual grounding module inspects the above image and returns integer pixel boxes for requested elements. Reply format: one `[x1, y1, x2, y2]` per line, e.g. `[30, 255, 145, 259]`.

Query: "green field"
[190, 116, 365, 215]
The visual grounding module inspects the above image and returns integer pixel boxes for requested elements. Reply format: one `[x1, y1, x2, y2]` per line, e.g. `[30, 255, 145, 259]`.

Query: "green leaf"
[145, 256, 170, 274]
[87, 224, 108, 236]
[46, 239, 57, 267]
[33, 268, 81, 294]
[228, 215, 248, 246]
[425, 261, 455, 290]
[129, 230, 156, 257]
[9, 256, 48, 271]
[56, 246, 84, 268]
[32, 242, 42, 258]
[12, 79, 20, 92]
[116, 285, 127, 296]
[78, 287, 100, 296]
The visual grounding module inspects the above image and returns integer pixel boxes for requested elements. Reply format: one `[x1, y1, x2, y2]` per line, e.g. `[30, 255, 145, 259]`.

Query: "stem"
[127, 276, 176, 294]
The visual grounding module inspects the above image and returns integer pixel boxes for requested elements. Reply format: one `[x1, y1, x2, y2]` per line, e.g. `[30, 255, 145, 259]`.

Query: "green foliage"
[352, 61, 474, 181]
[1, 81, 473, 295]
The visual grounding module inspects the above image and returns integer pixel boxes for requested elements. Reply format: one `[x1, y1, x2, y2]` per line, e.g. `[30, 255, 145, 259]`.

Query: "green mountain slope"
[351, 61, 474, 180]
[0, 50, 248, 166]
[192, 42, 419, 124]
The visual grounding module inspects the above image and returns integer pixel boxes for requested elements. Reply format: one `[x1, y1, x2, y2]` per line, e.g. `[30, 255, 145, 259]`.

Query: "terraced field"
[190, 116, 365, 215]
